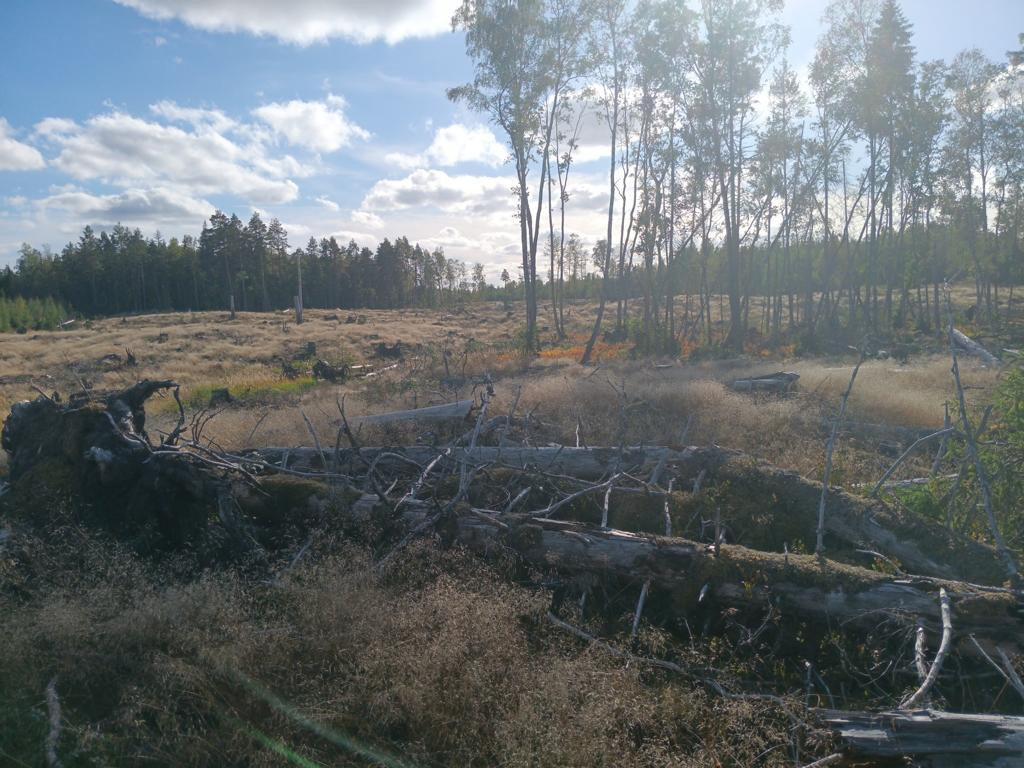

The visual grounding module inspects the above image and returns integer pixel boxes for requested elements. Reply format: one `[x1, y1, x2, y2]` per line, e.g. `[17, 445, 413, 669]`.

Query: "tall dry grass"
[0, 528, 804, 767]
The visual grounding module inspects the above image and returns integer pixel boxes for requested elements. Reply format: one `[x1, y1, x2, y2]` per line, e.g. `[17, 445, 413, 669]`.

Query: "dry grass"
[0, 303, 522, 414]
[0, 294, 1001, 488]
[0, 529, 804, 767]
[190, 350, 994, 486]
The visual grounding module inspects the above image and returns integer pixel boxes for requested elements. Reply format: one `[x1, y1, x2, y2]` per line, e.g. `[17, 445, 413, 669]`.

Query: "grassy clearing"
[0, 293, 1014, 765]
[0, 294, 1000, 486]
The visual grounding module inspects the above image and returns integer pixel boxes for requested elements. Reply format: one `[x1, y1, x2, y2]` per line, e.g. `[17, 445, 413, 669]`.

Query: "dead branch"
[900, 588, 952, 709]
[968, 636, 1024, 704]
[945, 283, 1020, 584]
[300, 409, 328, 473]
[997, 648, 1024, 703]
[797, 755, 842, 768]
[871, 427, 958, 497]
[817, 352, 865, 555]
[359, 399, 473, 427]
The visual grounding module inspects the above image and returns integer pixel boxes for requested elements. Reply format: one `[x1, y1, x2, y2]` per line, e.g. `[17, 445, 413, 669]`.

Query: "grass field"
[0, 293, 1003, 487]
[0, 292, 1017, 766]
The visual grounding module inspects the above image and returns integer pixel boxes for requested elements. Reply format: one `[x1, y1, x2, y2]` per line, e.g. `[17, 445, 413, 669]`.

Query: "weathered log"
[248, 444, 703, 480]
[249, 444, 1008, 586]
[359, 399, 474, 426]
[818, 708, 1024, 766]
[730, 371, 800, 393]
[378, 500, 1024, 642]
[952, 328, 1000, 366]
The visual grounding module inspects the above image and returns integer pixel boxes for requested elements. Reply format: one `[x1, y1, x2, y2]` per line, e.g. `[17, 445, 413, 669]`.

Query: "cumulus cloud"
[350, 209, 383, 229]
[113, 0, 454, 45]
[150, 100, 237, 133]
[385, 123, 506, 170]
[0, 118, 45, 171]
[34, 117, 78, 139]
[37, 185, 211, 225]
[253, 94, 369, 153]
[361, 169, 511, 215]
[42, 109, 302, 204]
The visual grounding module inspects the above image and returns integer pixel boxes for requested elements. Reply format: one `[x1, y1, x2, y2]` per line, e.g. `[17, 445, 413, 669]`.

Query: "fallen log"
[248, 444, 1008, 586]
[359, 399, 474, 427]
[952, 328, 999, 366]
[819, 708, 1024, 766]
[375, 499, 1024, 642]
[730, 371, 800, 393]
[249, 444, 699, 479]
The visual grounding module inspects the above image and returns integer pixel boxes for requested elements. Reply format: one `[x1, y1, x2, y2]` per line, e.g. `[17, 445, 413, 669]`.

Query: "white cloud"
[253, 94, 369, 153]
[384, 151, 423, 171]
[34, 117, 78, 139]
[113, 0, 454, 45]
[37, 185, 211, 225]
[0, 118, 45, 171]
[385, 123, 507, 170]
[154, 35, 167, 46]
[425, 123, 506, 167]
[361, 168, 512, 215]
[150, 100, 236, 133]
[315, 195, 340, 212]
[44, 109, 301, 204]
[351, 209, 383, 228]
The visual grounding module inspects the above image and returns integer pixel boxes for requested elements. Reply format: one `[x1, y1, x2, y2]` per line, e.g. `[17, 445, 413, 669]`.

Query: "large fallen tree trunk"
[248, 444, 1008, 587]
[364, 495, 1024, 643]
[818, 708, 1024, 766]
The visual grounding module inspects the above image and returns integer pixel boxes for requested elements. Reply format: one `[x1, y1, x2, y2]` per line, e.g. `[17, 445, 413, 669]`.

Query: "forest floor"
[0, 287, 1021, 766]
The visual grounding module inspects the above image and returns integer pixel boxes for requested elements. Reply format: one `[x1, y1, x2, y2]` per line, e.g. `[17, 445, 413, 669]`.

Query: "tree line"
[5, 211, 491, 318]
[452, 0, 1024, 357]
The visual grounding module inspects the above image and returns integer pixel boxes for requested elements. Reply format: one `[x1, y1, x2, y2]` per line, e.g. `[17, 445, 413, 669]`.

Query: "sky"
[0, 0, 1020, 276]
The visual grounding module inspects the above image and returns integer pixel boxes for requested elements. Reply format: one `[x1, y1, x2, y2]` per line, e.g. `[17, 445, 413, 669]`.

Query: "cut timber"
[818, 708, 1024, 767]
[359, 399, 474, 427]
[952, 328, 999, 366]
[730, 371, 800, 393]
[250, 444, 1008, 586]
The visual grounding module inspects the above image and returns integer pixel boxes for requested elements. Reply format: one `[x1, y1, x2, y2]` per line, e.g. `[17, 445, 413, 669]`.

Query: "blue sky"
[0, 0, 1020, 274]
